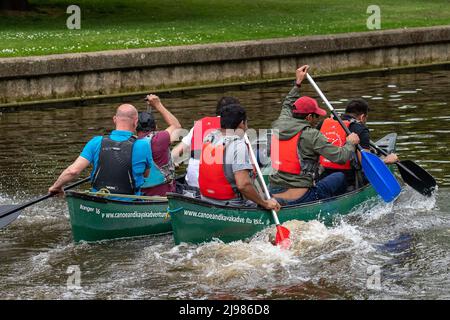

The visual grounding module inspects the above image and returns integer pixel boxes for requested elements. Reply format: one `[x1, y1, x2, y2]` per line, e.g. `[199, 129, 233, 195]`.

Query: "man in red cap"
[268, 65, 360, 205]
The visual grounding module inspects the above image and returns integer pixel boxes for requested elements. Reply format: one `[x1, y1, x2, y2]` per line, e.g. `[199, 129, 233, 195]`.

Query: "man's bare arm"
[234, 170, 281, 211]
[146, 94, 181, 142]
[49, 156, 91, 194]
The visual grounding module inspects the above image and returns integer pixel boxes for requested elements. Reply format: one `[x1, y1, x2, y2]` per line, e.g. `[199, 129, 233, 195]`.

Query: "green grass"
[0, 0, 449, 57]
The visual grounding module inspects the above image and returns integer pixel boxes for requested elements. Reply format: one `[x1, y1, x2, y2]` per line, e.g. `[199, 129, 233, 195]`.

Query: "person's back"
[138, 131, 176, 196]
[49, 104, 152, 196]
[317, 99, 371, 188]
[198, 104, 280, 212]
[183, 116, 221, 188]
[137, 94, 181, 196]
[268, 65, 360, 206]
[86, 130, 151, 195]
[199, 130, 250, 206]
[317, 98, 398, 188]
[171, 96, 240, 190]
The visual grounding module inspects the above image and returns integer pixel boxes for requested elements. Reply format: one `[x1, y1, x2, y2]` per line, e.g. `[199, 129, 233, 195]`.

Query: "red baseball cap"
[293, 96, 327, 116]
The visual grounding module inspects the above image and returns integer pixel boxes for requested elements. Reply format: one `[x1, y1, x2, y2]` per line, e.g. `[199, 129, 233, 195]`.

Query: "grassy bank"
[0, 0, 449, 57]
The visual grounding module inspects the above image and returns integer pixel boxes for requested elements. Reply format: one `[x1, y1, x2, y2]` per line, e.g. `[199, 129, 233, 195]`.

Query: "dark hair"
[216, 96, 240, 116]
[293, 113, 319, 120]
[220, 104, 247, 129]
[346, 99, 369, 116]
[137, 111, 156, 132]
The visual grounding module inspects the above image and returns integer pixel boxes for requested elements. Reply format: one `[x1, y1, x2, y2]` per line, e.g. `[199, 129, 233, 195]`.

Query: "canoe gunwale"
[167, 182, 374, 211]
[65, 190, 168, 205]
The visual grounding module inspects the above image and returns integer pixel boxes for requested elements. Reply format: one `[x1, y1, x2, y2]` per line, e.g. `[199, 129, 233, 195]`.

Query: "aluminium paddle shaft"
[244, 134, 281, 225]
[244, 134, 291, 248]
[306, 74, 365, 152]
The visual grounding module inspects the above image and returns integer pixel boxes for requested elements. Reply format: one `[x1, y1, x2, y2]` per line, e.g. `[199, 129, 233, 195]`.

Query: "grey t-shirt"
[201, 130, 255, 206]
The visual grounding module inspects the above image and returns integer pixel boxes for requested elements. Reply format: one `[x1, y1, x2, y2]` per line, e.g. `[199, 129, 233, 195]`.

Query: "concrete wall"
[0, 26, 449, 106]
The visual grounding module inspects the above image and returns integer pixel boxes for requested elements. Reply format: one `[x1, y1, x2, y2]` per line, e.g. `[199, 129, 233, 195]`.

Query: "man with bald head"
[49, 104, 153, 195]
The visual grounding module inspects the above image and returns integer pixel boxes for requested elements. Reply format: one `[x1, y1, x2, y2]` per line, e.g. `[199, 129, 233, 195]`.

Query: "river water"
[0, 68, 449, 300]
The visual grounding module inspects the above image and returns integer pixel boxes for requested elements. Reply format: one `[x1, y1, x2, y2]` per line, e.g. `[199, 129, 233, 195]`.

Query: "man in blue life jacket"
[49, 104, 153, 196]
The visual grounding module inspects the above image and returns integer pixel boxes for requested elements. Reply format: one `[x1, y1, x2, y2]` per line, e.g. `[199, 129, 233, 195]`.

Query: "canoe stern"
[66, 191, 172, 242]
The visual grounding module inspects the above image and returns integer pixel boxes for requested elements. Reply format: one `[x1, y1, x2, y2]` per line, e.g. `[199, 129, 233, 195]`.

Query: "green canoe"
[167, 133, 399, 245]
[65, 191, 171, 242]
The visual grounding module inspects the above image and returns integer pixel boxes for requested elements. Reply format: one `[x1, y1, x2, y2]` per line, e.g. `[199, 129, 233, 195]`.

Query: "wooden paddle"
[306, 73, 401, 202]
[0, 177, 90, 229]
[244, 134, 291, 249]
[369, 142, 436, 196]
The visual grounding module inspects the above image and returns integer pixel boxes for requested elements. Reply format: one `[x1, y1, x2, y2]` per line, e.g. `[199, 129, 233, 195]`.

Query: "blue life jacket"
[141, 133, 175, 189]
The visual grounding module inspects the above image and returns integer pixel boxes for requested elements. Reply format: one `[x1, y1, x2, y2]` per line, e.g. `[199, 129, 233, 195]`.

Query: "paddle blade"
[398, 160, 436, 196]
[0, 205, 22, 228]
[275, 225, 292, 249]
[361, 152, 401, 202]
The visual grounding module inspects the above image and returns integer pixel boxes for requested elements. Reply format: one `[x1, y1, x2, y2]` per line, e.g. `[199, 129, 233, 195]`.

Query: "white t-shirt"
[182, 117, 223, 188]
[181, 127, 200, 187]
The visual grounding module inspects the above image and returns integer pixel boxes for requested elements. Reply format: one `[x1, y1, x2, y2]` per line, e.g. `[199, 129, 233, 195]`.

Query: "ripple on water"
[398, 104, 417, 109]
[397, 90, 417, 94]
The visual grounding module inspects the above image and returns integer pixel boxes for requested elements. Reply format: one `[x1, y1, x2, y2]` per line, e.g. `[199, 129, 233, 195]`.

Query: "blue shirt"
[80, 130, 153, 194]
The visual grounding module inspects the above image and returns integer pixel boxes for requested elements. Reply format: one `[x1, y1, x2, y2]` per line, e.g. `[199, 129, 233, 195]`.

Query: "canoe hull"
[66, 191, 171, 242]
[167, 132, 399, 245]
[168, 183, 379, 245]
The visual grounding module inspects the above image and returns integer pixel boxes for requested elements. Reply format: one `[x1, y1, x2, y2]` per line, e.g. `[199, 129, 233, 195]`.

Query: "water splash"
[395, 186, 437, 212]
[135, 218, 378, 299]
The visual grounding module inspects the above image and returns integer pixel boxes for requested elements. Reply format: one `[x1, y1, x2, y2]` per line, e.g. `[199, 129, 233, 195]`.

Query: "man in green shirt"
[269, 65, 360, 205]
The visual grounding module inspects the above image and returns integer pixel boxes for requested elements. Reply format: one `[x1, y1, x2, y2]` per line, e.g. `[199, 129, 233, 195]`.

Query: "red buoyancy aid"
[199, 141, 238, 200]
[191, 117, 221, 158]
[319, 118, 351, 170]
[271, 132, 302, 174]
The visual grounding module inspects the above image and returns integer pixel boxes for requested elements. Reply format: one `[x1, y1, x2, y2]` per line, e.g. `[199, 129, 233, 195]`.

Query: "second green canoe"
[167, 133, 399, 245]
[167, 183, 381, 245]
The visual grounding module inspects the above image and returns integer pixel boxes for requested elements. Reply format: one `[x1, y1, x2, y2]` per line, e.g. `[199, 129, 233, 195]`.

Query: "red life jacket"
[319, 118, 351, 170]
[199, 141, 238, 200]
[271, 132, 302, 174]
[191, 117, 221, 159]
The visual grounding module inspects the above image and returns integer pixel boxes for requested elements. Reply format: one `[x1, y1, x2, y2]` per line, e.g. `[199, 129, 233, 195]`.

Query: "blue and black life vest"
[92, 135, 137, 194]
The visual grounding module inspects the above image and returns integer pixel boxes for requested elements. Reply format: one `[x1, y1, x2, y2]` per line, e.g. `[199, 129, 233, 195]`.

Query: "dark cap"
[137, 111, 156, 132]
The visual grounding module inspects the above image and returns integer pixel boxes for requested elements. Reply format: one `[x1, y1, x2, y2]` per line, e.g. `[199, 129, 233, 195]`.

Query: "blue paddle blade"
[361, 152, 401, 202]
